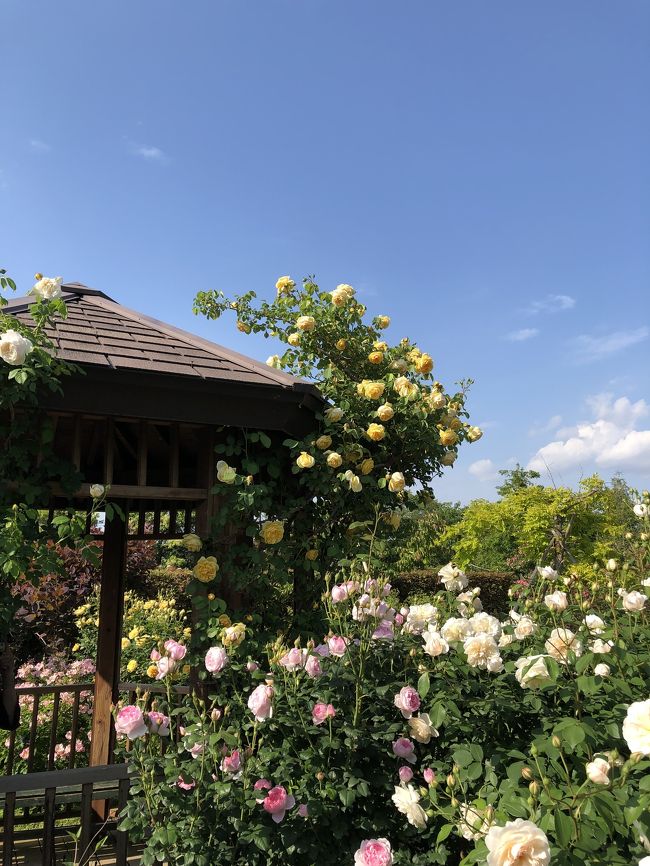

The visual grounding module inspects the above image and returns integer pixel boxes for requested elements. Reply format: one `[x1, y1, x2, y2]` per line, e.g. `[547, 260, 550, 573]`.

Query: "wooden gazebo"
[6, 282, 321, 770]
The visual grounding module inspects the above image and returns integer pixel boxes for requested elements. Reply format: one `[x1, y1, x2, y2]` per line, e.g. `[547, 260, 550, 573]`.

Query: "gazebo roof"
[5, 282, 322, 433]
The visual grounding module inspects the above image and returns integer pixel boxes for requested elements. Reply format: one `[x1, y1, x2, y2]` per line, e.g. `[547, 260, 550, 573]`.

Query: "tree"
[496, 463, 541, 497]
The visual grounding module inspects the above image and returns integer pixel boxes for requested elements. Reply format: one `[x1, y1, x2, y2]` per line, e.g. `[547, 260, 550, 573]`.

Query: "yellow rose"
[394, 376, 419, 399]
[327, 452, 343, 468]
[182, 533, 202, 552]
[391, 359, 408, 373]
[208, 592, 215, 600]
[449, 417, 462, 431]
[467, 426, 483, 442]
[275, 275, 296, 294]
[415, 353, 434, 374]
[216, 461, 237, 484]
[126, 659, 138, 674]
[296, 315, 316, 332]
[72, 643, 80, 652]
[266, 354, 282, 369]
[296, 451, 316, 469]
[358, 380, 385, 400]
[343, 470, 363, 492]
[373, 341, 388, 351]
[325, 406, 343, 422]
[376, 315, 391, 329]
[359, 458, 374, 475]
[147, 664, 159, 679]
[439, 428, 458, 447]
[376, 403, 394, 422]
[315, 435, 332, 450]
[260, 520, 285, 544]
[388, 471, 405, 493]
[407, 348, 422, 364]
[335, 338, 347, 350]
[182, 664, 190, 675]
[128, 627, 140, 639]
[222, 622, 246, 648]
[441, 452, 456, 466]
[218, 614, 232, 627]
[427, 390, 447, 410]
[236, 320, 251, 334]
[121, 638, 131, 650]
[336, 283, 355, 299]
[287, 332, 301, 346]
[366, 423, 386, 442]
[368, 351, 384, 365]
[305, 549, 318, 561]
[330, 287, 352, 306]
[194, 556, 219, 583]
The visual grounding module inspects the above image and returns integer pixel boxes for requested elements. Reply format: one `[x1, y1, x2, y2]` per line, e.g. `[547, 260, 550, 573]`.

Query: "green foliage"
[496, 463, 541, 497]
[443, 475, 638, 574]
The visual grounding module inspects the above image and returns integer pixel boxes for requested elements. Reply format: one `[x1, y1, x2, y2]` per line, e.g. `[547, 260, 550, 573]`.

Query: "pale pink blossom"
[327, 636, 349, 657]
[164, 639, 187, 661]
[398, 766, 413, 783]
[312, 702, 336, 725]
[248, 684, 274, 722]
[262, 786, 295, 823]
[205, 646, 229, 674]
[305, 655, 322, 678]
[155, 657, 176, 680]
[394, 686, 420, 719]
[297, 803, 309, 817]
[176, 776, 195, 791]
[147, 711, 170, 736]
[354, 838, 393, 866]
[392, 738, 416, 764]
[221, 749, 242, 775]
[423, 768, 435, 785]
[279, 647, 308, 671]
[254, 778, 272, 802]
[114, 705, 148, 739]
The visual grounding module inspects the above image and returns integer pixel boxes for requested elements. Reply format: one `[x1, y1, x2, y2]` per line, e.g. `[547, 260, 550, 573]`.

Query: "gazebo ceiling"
[6, 283, 322, 433]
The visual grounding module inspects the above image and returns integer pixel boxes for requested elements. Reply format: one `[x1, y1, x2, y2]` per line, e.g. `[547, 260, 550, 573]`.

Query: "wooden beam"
[89, 511, 127, 771]
[53, 483, 209, 501]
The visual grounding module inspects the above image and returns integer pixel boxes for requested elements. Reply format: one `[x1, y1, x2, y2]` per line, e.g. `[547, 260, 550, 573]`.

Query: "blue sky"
[2, 0, 649, 502]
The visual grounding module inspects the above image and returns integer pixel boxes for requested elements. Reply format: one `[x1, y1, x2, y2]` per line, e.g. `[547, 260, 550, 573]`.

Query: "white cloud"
[526, 294, 576, 315]
[571, 328, 649, 363]
[528, 414, 563, 437]
[131, 143, 168, 163]
[29, 139, 51, 153]
[507, 328, 539, 342]
[528, 393, 650, 476]
[468, 458, 498, 481]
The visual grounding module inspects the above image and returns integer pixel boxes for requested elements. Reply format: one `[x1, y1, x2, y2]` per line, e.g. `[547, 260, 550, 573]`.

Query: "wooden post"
[89, 509, 127, 768]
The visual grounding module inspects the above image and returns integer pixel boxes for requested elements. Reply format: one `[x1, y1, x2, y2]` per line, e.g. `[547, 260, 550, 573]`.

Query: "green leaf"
[417, 671, 430, 699]
[554, 810, 574, 848]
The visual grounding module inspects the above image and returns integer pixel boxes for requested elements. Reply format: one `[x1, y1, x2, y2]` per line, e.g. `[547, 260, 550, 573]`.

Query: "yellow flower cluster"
[194, 556, 219, 583]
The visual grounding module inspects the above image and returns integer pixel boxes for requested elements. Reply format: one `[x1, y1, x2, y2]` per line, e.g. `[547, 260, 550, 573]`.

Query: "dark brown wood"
[26, 693, 40, 772]
[73, 414, 82, 470]
[0, 762, 129, 794]
[89, 511, 127, 770]
[79, 781, 93, 863]
[69, 689, 81, 769]
[47, 691, 61, 770]
[170, 423, 180, 487]
[43, 786, 56, 865]
[2, 790, 15, 866]
[55, 483, 208, 501]
[104, 417, 115, 484]
[137, 420, 147, 487]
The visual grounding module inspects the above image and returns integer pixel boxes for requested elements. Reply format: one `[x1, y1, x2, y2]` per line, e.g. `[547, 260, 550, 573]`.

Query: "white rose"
[544, 590, 568, 612]
[404, 604, 438, 635]
[633, 502, 648, 518]
[498, 633, 514, 648]
[586, 756, 610, 785]
[468, 612, 501, 640]
[621, 590, 647, 612]
[89, 484, 105, 499]
[594, 663, 611, 677]
[464, 633, 502, 671]
[438, 562, 468, 593]
[514, 616, 537, 640]
[266, 354, 281, 369]
[459, 803, 492, 840]
[622, 699, 650, 755]
[0, 329, 33, 366]
[391, 784, 427, 829]
[514, 654, 553, 689]
[441, 617, 473, 643]
[606, 558, 618, 572]
[31, 275, 63, 300]
[485, 819, 550, 866]
[590, 638, 613, 654]
[408, 712, 438, 744]
[537, 566, 558, 580]
[583, 614, 605, 634]
[422, 627, 449, 658]
[544, 627, 582, 665]
[642, 578, 650, 588]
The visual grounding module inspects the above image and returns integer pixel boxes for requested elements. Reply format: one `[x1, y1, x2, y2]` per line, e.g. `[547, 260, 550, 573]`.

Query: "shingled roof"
[5, 283, 322, 433]
[6, 282, 309, 389]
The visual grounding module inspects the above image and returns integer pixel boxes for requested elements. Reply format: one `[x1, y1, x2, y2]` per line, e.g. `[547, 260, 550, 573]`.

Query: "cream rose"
[408, 713, 438, 744]
[586, 756, 610, 785]
[193, 556, 219, 583]
[545, 627, 582, 664]
[296, 451, 316, 469]
[216, 461, 237, 484]
[260, 521, 285, 544]
[0, 329, 33, 366]
[514, 654, 553, 689]
[544, 590, 568, 612]
[275, 275, 295, 294]
[31, 275, 63, 300]
[366, 423, 386, 442]
[485, 819, 550, 866]
[388, 472, 405, 493]
[326, 452, 343, 468]
[391, 784, 427, 829]
[622, 699, 650, 755]
[296, 315, 315, 332]
[315, 435, 332, 450]
[375, 315, 390, 329]
[324, 406, 343, 422]
[182, 533, 202, 552]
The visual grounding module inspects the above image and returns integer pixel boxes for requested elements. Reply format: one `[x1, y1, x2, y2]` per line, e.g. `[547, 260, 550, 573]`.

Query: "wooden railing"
[0, 763, 131, 866]
[4, 681, 190, 776]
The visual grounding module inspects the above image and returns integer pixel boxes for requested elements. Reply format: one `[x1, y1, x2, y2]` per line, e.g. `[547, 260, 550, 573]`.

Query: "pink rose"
[312, 702, 336, 726]
[398, 766, 413, 783]
[298, 803, 309, 817]
[254, 778, 272, 802]
[205, 646, 229, 674]
[354, 838, 393, 866]
[279, 647, 307, 671]
[392, 738, 416, 764]
[176, 775, 195, 791]
[327, 636, 349, 657]
[115, 705, 148, 740]
[423, 768, 435, 785]
[372, 620, 394, 641]
[262, 785, 296, 823]
[164, 639, 187, 661]
[305, 655, 322, 678]
[247, 660, 259, 672]
[314, 643, 330, 657]
[147, 711, 170, 736]
[395, 613, 404, 625]
[248, 684, 274, 722]
[394, 686, 421, 719]
[150, 648, 161, 661]
[221, 749, 242, 775]
[188, 742, 204, 759]
[155, 657, 176, 680]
